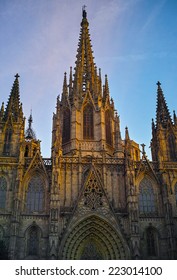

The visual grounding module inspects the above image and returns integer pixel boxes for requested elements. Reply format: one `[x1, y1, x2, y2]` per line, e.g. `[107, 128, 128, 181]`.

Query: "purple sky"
[1, 0, 177, 158]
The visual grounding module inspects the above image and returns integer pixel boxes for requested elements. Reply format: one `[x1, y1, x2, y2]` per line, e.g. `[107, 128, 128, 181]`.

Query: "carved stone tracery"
[84, 171, 103, 210]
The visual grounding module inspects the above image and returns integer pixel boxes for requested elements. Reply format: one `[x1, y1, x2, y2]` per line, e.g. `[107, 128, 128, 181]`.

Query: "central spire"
[72, 7, 100, 99]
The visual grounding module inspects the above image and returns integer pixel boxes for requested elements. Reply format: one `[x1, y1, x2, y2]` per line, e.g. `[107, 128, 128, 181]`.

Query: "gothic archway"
[61, 215, 130, 259]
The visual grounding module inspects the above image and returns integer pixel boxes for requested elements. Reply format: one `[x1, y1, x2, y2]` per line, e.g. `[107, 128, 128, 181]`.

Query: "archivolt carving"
[61, 215, 130, 259]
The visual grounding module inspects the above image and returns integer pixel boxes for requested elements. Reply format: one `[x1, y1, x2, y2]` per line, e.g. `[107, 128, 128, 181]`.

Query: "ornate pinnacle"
[82, 5, 87, 18]
[15, 73, 20, 79]
[125, 126, 130, 141]
[25, 111, 36, 140]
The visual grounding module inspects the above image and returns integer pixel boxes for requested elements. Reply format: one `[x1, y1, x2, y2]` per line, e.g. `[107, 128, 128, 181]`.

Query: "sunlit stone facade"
[0, 9, 177, 260]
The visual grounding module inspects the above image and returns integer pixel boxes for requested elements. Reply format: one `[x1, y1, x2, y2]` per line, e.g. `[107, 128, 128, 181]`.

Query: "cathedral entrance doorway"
[61, 215, 130, 259]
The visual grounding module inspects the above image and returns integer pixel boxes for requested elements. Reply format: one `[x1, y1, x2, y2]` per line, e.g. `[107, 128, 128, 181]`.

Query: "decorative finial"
[28, 110, 33, 130]
[15, 73, 20, 79]
[156, 81, 161, 86]
[141, 143, 146, 155]
[82, 5, 87, 18]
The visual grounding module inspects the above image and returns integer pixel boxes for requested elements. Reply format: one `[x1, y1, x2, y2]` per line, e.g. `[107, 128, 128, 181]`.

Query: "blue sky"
[1, 0, 177, 158]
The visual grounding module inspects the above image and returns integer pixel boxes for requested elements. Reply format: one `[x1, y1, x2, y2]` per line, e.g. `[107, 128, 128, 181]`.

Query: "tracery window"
[139, 178, 156, 214]
[27, 226, 39, 256]
[81, 242, 103, 260]
[105, 110, 112, 145]
[26, 176, 44, 213]
[0, 177, 7, 209]
[83, 104, 94, 139]
[146, 227, 158, 257]
[84, 171, 103, 210]
[62, 108, 71, 144]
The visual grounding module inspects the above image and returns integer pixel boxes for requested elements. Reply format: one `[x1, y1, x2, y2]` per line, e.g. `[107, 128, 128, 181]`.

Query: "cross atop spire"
[15, 73, 20, 79]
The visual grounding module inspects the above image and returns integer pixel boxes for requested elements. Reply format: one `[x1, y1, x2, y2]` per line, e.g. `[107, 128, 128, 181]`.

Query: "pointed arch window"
[146, 227, 158, 257]
[139, 178, 156, 214]
[83, 104, 94, 139]
[26, 176, 44, 213]
[0, 177, 7, 209]
[27, 226, 39, 256]
[105, 110, 112, 145]
[168, 134, 176, 161]
[62, 108, 71, 144]
[3, 128, 12, 155]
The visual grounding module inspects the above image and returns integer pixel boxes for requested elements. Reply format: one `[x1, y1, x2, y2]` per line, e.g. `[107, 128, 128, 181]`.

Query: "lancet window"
[27, 226, 39, 256]
[105, 110, 112, 145]
[0, 177, 7, 209]
[83, 104, 94, 139]
[3, 128, 12, 155]
[146, 227, 158, 257]
[168, 134, 176, 161]
[26, 176, 44, 213]
[62, 108, 71, 144]
[139, 178, 156, 214]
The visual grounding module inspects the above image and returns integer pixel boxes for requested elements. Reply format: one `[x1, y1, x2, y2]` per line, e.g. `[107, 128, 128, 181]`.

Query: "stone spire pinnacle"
[103, 74, 110, 100]
[125, 126, 130, 141]
[73, 8, 98, 99]
[4, 73, 22, 121]
[25, 111, 36, 140]
[156, 81, 172, 128]
[69, 66, 73, 101]
[0, 102, 4, 121]
[61, 72, 69, 105]
[82, 5, 87, 19]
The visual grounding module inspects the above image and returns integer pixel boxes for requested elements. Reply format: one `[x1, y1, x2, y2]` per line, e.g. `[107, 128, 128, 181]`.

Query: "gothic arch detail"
[3, 128, 12, 155]
[61, 215, 130, 260]
[83, 104, 94, 139]
[0, 176, 7, 209]
[26, 175, 45, 213]
[62, 108, 71, 144]
[146, 226, 159, 258]
[168, 134, 176, 161]
[139, 177, 156, 215]
[84, 170, 103, 210]
[25, 224, 41, 259]
[105, 110, 112, 145]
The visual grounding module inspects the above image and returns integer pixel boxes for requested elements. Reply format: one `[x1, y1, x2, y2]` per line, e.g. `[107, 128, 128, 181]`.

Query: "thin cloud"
[141, 0, 167, 32]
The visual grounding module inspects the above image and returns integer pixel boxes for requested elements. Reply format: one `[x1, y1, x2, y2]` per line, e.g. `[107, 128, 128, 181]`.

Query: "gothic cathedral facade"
[0, 9, 177, 260]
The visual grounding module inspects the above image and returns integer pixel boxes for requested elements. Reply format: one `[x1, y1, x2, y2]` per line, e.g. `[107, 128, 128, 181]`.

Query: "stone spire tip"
[82, 5, 87, 18]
